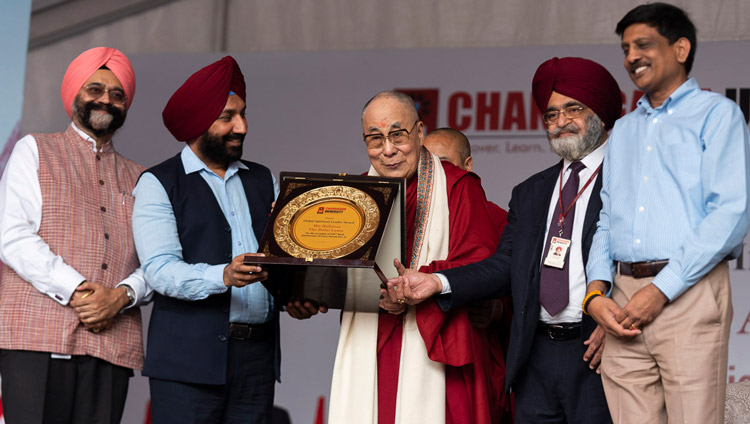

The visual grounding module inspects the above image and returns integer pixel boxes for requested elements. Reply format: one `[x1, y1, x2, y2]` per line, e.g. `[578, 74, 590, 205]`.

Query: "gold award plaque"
[274, 186, 380, 259]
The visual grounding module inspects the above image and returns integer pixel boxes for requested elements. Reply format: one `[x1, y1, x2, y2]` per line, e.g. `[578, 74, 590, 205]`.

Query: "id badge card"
[544, 236, 571, 269]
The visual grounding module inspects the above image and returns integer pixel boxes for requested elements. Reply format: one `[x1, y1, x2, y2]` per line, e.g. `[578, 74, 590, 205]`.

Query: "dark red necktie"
[539, 161, 586, 316]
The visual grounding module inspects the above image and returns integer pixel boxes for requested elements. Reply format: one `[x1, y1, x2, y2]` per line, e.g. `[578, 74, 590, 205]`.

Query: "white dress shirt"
[539, 142, 605, 323]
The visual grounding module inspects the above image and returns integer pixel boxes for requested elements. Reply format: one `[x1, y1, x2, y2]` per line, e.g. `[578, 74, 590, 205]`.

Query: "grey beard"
[88, 109, 114, 130]
[547, 113, 604, 161]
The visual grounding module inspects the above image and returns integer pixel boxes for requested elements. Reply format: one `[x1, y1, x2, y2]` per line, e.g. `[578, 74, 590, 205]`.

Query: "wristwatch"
[122, 284, 136, 308]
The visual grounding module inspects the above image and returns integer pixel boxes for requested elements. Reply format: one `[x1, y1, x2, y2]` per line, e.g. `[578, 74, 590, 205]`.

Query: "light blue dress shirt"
[133, 146, 279, 323]
[587, 78, 750, 301]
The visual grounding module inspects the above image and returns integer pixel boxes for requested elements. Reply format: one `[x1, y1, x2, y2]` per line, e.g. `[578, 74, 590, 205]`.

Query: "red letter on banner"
[502, 91, 527, 130]
[476, 92, 500, 131]
[448, 92, 472, 130]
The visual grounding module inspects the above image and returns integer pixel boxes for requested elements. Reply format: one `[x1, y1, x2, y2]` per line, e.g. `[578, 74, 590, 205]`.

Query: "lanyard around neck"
[556, 163, 601, 236]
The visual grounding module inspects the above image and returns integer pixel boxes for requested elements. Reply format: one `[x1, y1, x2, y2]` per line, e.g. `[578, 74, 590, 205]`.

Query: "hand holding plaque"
[225, 253, 268, 287]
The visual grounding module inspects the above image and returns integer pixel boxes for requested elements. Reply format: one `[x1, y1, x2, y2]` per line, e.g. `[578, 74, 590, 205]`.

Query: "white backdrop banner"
[109, 42, 750, 423]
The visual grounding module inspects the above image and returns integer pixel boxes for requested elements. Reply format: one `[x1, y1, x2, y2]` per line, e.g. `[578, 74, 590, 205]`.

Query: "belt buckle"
[546, 325, 564, 341]
[229, 323, 251, 340]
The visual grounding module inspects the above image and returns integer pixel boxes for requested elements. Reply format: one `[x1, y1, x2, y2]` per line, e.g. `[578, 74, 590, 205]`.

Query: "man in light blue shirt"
[132, 56, 281, 423]
[585, 4, 750, 423]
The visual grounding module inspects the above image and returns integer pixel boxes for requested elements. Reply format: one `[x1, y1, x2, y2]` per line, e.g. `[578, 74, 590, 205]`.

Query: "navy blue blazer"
[439, 160, 603, 391]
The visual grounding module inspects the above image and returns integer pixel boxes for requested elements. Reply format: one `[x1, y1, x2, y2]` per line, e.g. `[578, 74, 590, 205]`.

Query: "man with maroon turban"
[386, 57, 622, 422]
[132, 56, 280, 423]
[0, 47, 149, 423]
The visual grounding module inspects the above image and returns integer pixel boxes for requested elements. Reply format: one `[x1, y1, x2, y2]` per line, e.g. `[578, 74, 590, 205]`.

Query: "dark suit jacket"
[439, 160, 602, 391]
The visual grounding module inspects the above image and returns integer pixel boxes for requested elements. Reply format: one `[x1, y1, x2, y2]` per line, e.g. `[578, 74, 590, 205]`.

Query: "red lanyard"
[556, 163, 602, 236]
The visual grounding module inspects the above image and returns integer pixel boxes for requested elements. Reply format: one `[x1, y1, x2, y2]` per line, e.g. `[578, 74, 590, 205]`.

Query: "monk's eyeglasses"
[363, 121, 419, 150]
[543, 105, 587, 126]
[82, 84, 127, 106]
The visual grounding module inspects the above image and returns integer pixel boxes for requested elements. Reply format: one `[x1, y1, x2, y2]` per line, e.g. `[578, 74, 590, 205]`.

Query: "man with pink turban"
[0, 47, 149, 423]
[132, 56, 280, 423]
[384, 57, 622, 422]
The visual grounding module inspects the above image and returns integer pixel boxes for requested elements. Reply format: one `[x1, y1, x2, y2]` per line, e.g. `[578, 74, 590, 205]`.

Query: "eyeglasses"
[82, 84, 127, 105]
[543, 105, 587, 126]
[363, 121, 419, 150]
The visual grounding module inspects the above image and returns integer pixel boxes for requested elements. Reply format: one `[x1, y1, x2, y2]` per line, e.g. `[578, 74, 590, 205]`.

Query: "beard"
[546, 113, 604, 161]
[198, 130, 245, 166]
[71, 95, 126, 138]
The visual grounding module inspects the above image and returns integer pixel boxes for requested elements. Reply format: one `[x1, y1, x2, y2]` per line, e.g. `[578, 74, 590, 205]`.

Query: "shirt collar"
[180, 144, 248, 178]
[636, 77, 699, 113]
[70, 122, 109, 152]
[562, 140, 606, 174]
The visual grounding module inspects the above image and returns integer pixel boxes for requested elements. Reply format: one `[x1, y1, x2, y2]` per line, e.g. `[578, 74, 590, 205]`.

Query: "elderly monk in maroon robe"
[327, 91, 507, 424]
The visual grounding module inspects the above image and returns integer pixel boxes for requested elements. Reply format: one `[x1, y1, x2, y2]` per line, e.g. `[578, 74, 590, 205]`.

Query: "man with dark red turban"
[132, 56, 280, 423]
[385, 57, 622, 422]
[0, 47, 149, 423]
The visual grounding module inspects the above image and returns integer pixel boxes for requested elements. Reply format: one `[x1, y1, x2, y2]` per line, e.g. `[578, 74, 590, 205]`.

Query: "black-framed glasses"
[82, 83, 127, 105]
[543, 105, 587, 125]
[363, 121, 419, 150]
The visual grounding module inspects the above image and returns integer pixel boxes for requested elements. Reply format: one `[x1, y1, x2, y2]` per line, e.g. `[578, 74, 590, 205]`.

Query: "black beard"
[198, 130, 245, 166]
[72, 96, 126, 138]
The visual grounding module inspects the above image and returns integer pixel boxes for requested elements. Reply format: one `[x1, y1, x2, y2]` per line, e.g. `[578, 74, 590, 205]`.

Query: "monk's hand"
[70, 281, 129, 327]
[286, 300, 328, 320]
[224, 253, 268, 288]
[586, 291, 640, 339]
[393, 258, 419, 277]
[583, 325, 606, 373]
[615, 283, 668, 333]
[379, 290, 406, 315]
[383, 273, 442, 306]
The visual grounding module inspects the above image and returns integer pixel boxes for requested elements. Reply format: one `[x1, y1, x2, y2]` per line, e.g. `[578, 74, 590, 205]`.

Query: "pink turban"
[162, 56, 246, 142]
[532, 57, 622, 130]
[60, 47, 135, 119]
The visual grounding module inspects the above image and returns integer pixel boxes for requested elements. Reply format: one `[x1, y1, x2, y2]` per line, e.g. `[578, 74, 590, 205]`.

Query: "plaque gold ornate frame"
[246, 172, 404, 310]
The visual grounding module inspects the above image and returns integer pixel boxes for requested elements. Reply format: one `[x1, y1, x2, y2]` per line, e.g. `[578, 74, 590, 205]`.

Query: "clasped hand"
[587, 281, 668, 339]
[70, 281, 129, 332]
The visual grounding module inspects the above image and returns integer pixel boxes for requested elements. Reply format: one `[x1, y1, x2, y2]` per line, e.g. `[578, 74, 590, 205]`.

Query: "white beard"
[547, 113, 604, 161]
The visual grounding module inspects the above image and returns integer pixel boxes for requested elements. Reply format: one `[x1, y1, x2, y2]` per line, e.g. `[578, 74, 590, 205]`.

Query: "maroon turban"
[532, 57, 621, 130]
[162, 56, 246, 141]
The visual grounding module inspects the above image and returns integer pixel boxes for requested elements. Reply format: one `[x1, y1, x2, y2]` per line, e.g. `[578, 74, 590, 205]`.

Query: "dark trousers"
[149, 335, 275, 424]
[0, 349, 131, 424]
[514, 331, 612, 424]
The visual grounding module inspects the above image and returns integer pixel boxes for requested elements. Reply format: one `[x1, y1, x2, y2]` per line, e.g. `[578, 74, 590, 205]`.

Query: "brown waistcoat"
[0, 126, 145, 369]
